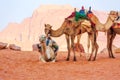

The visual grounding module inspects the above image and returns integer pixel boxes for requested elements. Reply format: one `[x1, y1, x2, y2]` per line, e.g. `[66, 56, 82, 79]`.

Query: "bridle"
[109, 12, 118, 23]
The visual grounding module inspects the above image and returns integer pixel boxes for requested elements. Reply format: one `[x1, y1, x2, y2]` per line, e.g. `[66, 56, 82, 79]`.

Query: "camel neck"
[50, 21, 66, 37]
[104, 16, 114, 30]
[95, 16, 114, 32]
[50, 28, 64, 37]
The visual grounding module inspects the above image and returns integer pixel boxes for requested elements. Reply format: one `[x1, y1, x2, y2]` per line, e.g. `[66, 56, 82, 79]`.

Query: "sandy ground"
[0, 49, 120, 80]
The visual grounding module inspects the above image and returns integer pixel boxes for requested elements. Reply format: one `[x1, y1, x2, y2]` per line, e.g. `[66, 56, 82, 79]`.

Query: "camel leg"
[85, 34, 90, 60]
[77, 35, 82, 57]
[88, 33, 95, 61]
[107, 29, 116, 58]
[92, 32, 99, 61]
[109, 32, 116, 58]
[71, 35, 76, 61]
[93, 42, 99, 61]
[65, 35, 71, 61]
[77, 35, 81, 44]
[107, 29, 112, 58]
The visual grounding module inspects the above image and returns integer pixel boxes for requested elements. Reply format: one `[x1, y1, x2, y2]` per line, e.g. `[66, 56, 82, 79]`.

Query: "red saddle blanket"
[112, 23, 120, 28]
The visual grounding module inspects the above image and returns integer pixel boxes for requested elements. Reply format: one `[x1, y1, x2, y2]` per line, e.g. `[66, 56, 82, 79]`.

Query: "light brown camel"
[107, 22, 120, 58]
[88, 11, 118, 59]
[70, 11, 119, 59]
[44, 19, 98, 61]
[39, 39, 56, 62]
[75, 11, 118, 54]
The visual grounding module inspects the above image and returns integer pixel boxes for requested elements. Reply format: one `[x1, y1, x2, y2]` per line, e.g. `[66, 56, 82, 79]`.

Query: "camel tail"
[94, 27, 97, 44]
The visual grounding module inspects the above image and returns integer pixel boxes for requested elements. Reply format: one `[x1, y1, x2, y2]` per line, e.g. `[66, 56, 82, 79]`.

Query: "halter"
[108, 12, 118, 23]
[109, 14, 116, 23]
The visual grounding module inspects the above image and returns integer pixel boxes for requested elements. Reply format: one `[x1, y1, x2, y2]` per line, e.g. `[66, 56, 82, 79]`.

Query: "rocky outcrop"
[0, 42, 8, 49]
[73, 43, 85, 53]
[100, 45, 118, 54]
[9, 44, 21, 51]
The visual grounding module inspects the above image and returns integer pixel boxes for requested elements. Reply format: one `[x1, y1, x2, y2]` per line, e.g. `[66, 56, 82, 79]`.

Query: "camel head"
[44, 24, 52, 37]
[108, 11, 118, 22]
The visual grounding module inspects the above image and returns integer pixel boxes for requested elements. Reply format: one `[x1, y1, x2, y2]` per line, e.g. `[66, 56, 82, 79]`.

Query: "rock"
[9, 44, 21, 51]
[0, 5, 109, 51]
[0, 42, 8, 49]
[32, 43, 40, 51]
[115, 48, 120, 53]
[100, 45, 118, 54]
[73, 43, 85, 53]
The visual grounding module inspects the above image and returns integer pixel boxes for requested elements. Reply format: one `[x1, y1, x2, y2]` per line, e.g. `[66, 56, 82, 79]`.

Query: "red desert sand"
[0, 49, 120, 80]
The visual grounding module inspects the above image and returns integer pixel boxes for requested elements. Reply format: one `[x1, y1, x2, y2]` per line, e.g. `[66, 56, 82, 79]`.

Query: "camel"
[75, 11, 118, 54]
[107, 22, 120, 58]
[39, 40, 56, 62]
[73, 11, 118, 59]
[87, 11, 119, 59]
[44, 19, 98, 61]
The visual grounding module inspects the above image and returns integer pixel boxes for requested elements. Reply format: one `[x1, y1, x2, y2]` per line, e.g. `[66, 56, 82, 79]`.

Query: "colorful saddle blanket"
[75, 12, 88, 21]
[87, 12, 94, 19]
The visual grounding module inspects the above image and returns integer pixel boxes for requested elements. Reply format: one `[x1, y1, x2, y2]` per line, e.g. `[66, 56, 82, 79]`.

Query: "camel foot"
[112, 56, 115, 59]
[73, 57, 77, 61]
[109, 55, 112, 58]
[92, 58, 96, 61]
[92, 57, 96, 61]
[80, 54, 82, 57]
[66, 58, 69, 61]
[88, 58, 91, 61]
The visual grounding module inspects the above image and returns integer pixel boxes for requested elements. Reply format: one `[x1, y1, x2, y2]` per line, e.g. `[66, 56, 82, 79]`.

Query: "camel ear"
[50, 26, 52, 28]
[44, 24, 47, 27]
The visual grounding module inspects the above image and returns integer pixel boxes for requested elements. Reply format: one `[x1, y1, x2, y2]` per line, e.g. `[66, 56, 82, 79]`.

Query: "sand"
[0, 49, 120, 80]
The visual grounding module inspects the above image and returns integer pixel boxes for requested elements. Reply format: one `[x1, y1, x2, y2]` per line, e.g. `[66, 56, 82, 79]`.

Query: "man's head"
[39, 35, 46, 43]
[82, 6, 84, 10]
[89, 6, 91, 11]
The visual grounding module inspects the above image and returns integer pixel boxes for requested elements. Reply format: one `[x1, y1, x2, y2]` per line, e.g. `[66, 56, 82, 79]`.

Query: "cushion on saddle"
[81, 20, 91, 27]
[87, 13, 94, 18]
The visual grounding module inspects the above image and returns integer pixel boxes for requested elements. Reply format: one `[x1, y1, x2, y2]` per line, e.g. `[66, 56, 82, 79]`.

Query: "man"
[46, 34, 59, 56]
[38, 35, 58, 62]
[87, 6, 93, 18]
[66, 8, 76, 19]
[77, 6, 88, 20]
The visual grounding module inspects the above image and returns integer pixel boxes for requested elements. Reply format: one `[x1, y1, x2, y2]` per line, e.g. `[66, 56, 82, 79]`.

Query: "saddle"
[112, 23, 120, 28]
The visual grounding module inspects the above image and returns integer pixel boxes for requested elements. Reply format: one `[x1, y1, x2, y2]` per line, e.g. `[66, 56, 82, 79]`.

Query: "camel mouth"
[46, 34, 51, 37]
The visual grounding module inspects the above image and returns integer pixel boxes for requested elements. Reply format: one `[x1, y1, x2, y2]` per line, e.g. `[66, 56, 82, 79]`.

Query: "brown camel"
[107, 22, 120, 58]
[44, 19, 98, 61]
